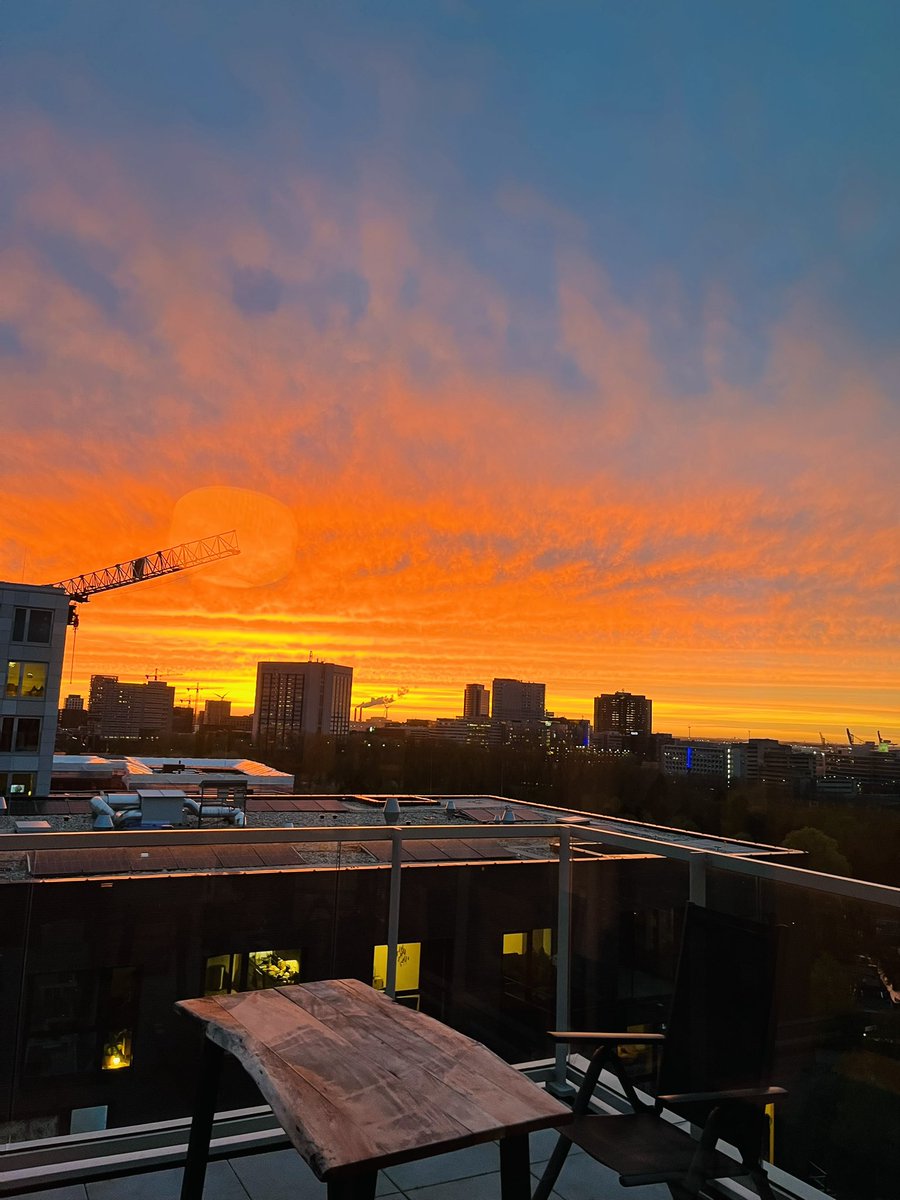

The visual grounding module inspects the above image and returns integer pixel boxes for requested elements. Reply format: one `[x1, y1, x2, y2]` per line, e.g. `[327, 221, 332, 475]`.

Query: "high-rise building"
[252, 660, 353, 750]
[491, 678, 546, 722]
[1, 582, 69, 795]
[593, 691, 652, 735]
[463, 683, 490, 720]
[203, 699, 232, 727]
[64, 694, 84, 711]
[88, 675, 175, 737]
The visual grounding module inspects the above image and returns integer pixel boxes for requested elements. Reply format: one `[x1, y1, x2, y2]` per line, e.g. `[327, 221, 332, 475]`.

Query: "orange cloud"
[1, 115, 898, 741]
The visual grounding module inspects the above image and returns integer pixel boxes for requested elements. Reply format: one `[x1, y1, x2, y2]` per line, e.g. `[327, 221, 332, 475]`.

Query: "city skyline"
[54, 657, 897, 747]
[2, 4, 898, 745]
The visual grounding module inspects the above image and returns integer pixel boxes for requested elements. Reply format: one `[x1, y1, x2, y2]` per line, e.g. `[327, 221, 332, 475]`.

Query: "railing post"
[386, 829, 403, 998]
[689, 852, 707, 907]
[548, 826, 575, 1098]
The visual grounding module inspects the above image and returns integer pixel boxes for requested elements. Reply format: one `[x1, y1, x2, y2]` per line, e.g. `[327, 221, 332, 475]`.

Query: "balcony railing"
[1, 810, 899, 1200]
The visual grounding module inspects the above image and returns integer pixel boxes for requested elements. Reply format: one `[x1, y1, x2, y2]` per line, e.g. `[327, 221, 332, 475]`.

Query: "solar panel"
[253, 843, 306, 867]
[213, 844, 264, 868]
[401, 840, 452, 862]
[169, 845, 220, 871]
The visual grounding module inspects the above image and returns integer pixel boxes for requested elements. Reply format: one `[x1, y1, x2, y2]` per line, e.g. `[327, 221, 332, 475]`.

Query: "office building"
[661, 739, 744, 784]
[253, 660, 353, 750]
[463, 683, 490, 720]
[491, 678, 546, 722]
[1, 582, 69, 795]
[88, 675, 175, 737]
[593, 691, 652, 735]
[203, 699, 232, 727]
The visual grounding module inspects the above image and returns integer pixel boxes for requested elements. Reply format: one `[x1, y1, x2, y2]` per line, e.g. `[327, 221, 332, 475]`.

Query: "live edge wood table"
[177, 979, 571, 1200]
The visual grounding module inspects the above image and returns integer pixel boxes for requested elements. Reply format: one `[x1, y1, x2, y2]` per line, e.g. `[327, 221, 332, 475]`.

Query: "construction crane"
[48, 530, 240, 622]
[46, 530, 240, 683]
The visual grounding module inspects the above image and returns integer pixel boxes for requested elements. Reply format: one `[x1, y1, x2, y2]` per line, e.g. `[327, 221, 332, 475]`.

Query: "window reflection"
[13, 608, 53, 644]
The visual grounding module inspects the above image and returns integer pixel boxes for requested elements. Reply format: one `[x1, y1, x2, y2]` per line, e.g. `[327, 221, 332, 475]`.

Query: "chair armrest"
[548, 1031, 666, 1043]
[658, 1086, 787, 1106]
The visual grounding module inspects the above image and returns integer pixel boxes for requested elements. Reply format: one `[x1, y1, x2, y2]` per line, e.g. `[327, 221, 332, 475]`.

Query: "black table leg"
[180, 1036, 224, 1200]
[327, 1171, 378, 1200]
[500, 1133, 532, 1200]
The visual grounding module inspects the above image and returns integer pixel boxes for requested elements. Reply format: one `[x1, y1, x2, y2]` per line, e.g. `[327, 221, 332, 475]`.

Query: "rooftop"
[0, 788, 798, 881]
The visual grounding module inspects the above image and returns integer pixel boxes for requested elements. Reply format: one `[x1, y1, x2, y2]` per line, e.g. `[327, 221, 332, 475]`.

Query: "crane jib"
[47, 530, 240, 601]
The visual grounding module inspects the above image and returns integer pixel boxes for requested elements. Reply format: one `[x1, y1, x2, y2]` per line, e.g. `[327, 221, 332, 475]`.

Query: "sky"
[1, 1, 899, 741]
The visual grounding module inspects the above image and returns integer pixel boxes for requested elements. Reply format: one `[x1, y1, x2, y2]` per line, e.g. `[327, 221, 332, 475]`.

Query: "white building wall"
[1, 583, 69, 796]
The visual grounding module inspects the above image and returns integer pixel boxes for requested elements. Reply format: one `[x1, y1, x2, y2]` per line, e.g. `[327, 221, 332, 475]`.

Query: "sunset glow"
[2, 4, 898, 741]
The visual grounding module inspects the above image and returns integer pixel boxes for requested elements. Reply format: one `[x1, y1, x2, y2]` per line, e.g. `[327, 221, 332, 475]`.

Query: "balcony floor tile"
[84, 1160, 248, 1200]
[533, 1152, 669, 1200]
[398, 1170, 507, 1200]
[381, 1143, 502, 1191]
[2, 1188, 88, 1200]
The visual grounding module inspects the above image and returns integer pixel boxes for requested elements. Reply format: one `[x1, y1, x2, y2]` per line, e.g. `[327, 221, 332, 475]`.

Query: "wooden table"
[177, 978, 571, 1200]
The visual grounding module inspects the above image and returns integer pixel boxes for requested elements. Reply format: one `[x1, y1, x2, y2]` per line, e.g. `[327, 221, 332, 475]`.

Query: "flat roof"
[0, 785, 798, 882]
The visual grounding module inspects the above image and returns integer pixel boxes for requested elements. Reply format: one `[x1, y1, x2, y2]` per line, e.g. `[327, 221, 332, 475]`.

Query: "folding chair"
[534, 903, 785, 1200]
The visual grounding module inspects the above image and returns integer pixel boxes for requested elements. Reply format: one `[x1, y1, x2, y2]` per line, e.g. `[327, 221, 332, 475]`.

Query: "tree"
[782, 826, 851, 876]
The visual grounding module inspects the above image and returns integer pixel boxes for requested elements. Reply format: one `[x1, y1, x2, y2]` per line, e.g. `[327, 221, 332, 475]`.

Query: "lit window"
[373, 943, 421, 995]
[502, 928, 554, 1004]
[204, 953, 242, 995]
[6, 661, 48, 699]
[247, 950, 301, 989]
[204, 949, 301, 995]
[101, 1030, 133, 1071]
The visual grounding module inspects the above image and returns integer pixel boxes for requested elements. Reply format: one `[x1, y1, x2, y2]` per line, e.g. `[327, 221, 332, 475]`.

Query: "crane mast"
[48, 530, 240, 605]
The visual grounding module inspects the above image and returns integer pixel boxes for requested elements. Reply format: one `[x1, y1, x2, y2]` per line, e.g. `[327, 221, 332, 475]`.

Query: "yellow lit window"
[247, 950, 301, 989]
[503, 932, 527, 955]
[101, 1030, 133, 1071]
[204, 953, 242, 995]
[372, 943, 420, 993]
[6, 661, 48, 698]
[502, 928, 554, 1003]
[5, 662, 21, 698]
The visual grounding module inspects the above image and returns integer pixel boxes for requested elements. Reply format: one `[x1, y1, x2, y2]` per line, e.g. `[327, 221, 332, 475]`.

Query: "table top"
[177, 978, 571, 1180]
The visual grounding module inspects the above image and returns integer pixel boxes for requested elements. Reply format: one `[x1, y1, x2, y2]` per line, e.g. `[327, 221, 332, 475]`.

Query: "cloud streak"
[1, 14, 898, 741]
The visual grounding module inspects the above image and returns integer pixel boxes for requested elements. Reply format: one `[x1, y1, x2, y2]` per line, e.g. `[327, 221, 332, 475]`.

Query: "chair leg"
[747, 1164, 777, 1200]
[532, 1135, 573, 1200]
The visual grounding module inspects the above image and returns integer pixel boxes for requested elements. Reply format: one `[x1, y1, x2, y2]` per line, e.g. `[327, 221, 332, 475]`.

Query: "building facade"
[593, 691, 652, 735]
[88, 676, 175, 738]
[252, 660, 353, 750]
[661, 739, 744, 784]
[1, 583, 69, 796]
[202, 699, 232, 727]
[463, 683, 490, 720]
[491, 678, 546, 722]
